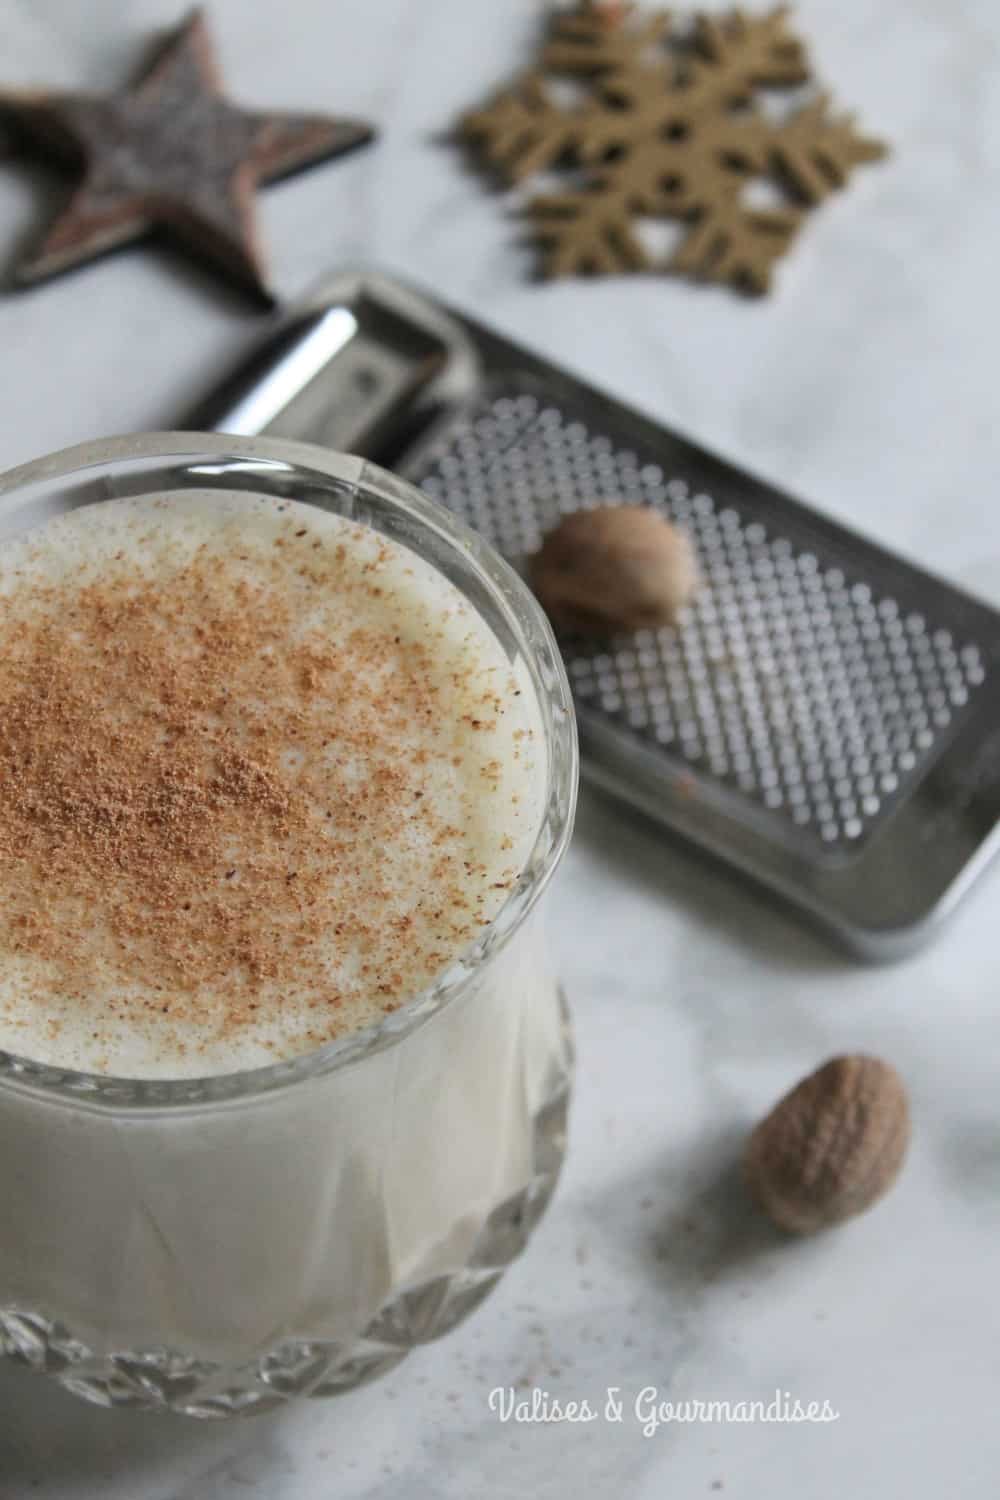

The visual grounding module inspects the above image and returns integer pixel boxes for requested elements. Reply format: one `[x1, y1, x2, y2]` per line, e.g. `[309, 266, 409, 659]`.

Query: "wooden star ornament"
[0, 8, 375, 302]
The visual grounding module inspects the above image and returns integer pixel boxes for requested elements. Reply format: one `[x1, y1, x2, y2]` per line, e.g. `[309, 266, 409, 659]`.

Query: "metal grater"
[187, 270, 1000, 959]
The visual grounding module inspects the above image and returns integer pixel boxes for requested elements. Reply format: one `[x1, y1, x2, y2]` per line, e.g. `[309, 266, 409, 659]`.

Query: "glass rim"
[0, 432, 578, 1113]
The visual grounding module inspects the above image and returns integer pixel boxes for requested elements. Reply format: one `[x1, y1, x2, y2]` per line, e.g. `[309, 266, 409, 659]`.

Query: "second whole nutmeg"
[745, 1054, 911, 1235]
[530, 504, 700, 636]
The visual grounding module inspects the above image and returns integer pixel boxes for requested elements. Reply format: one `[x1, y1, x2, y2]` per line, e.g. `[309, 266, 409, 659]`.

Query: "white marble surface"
[1, 0, 999, 1494]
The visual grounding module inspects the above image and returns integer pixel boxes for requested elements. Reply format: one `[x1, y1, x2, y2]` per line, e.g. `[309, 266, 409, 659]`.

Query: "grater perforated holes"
[413, 390, 987, 849]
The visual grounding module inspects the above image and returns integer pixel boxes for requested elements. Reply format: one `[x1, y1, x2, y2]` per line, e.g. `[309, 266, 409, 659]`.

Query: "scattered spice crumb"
[0, 504, 542, 1070]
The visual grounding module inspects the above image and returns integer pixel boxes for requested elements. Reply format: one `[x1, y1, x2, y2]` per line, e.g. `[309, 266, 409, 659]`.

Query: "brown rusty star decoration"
[0, 8, 375, 302]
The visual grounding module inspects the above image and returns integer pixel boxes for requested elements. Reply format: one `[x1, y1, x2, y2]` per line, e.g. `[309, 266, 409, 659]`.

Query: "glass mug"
[0, 435, 577, 1417]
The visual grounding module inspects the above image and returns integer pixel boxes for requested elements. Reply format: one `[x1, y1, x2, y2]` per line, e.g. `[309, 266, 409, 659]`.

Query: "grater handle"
[186, 299, 448, 456]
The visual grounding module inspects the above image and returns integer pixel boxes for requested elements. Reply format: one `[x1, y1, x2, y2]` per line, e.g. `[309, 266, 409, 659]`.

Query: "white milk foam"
[0, 492, 547, 1077]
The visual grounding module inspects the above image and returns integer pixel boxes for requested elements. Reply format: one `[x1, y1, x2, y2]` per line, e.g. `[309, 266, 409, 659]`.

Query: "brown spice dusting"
[0, 519, 525, 1066]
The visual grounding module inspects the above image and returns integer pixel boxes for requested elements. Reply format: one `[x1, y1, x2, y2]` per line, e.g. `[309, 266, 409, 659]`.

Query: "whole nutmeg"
[530, 505, 699, 635]
[745, 1055, 910, 1235]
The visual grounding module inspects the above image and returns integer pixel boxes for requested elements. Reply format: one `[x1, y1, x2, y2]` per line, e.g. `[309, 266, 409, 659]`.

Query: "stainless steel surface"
[189, 283, 460, 455]
[411, 389, 984, 851]
[189, 269, 1000, 958]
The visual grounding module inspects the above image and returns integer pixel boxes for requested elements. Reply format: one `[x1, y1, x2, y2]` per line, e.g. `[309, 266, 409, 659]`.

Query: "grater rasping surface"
[192, 270, 1000, 957]
[408, 387, 985, 854]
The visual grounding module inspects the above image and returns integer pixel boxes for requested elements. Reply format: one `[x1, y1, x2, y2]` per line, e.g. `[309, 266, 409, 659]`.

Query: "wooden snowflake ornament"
[460, 3, 887, 294]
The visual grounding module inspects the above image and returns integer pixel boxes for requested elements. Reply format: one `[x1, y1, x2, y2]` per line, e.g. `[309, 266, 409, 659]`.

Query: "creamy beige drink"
[0, 443, 576, 1416]
[0, 493, 545, 1076]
